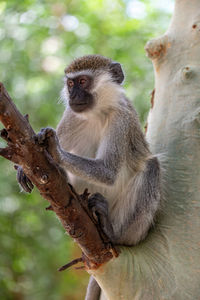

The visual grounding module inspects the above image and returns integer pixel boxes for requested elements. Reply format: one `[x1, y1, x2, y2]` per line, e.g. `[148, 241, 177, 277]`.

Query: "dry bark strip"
[0, 82, 117, 270]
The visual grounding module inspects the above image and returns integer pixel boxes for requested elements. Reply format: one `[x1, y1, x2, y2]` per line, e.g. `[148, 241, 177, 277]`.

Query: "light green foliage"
[0, 1, 171, 299]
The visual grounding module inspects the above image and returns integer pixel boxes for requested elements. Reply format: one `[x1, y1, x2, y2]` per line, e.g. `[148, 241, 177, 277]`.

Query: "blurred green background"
[0, 0, 172, 299]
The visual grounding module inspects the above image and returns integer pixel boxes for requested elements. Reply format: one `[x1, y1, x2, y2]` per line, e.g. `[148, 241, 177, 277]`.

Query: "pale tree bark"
[91, 1, 200, 299]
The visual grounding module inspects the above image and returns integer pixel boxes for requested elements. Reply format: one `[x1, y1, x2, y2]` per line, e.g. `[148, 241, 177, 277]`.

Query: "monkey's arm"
[16, 115, 128, 191]
[38, 117, 128, 186]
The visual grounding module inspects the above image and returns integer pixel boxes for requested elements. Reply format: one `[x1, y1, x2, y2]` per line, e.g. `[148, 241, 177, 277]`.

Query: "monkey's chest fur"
[66, 119, 105, 191]
[58, 115, 132, 232]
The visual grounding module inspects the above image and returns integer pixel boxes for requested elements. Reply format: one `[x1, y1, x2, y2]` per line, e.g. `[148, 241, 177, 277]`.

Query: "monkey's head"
[63, 55, 125, 113]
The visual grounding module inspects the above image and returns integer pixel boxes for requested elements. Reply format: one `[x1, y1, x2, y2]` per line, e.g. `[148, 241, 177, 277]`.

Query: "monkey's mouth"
[69, 92, 94, 113]
[69, 102, 91, 113]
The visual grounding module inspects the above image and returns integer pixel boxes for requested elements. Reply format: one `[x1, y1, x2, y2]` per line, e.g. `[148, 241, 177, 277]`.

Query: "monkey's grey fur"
[59, 55, 161, 299]
[17, 55, 161, 300]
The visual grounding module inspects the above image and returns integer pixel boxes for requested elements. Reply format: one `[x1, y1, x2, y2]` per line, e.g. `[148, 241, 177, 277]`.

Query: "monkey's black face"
[66, 75, 94, 113]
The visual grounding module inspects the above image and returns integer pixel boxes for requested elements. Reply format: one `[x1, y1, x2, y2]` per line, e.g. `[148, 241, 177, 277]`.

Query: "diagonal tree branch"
[0, 82, 118, 270]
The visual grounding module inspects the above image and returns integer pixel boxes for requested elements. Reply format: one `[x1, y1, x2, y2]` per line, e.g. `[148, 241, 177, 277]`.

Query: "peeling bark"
[145, 35, 169, 61]
[0, 82, 117, 270]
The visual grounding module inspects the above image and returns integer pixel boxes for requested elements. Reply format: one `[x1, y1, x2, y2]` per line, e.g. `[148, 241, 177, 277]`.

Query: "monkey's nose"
[70, 89, 77, 99]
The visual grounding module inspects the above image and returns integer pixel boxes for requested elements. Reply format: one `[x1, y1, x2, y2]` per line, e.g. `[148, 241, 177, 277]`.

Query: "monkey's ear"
[109, 62, 125, 84]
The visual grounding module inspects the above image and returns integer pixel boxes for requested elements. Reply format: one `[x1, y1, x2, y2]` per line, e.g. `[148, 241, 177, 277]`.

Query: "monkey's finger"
[36, 127, 56, 145]
[89, 193, 108, 204]
[26, 176, 34, 191]
[17, 167, 33, 193]
[88, 194, 108, 212]
[88, 202, 109, 227]
[19, 175, 33, 193]
[35, 129, 46, 145]
[17, 168, 30, 193]
[21, 176, 33, 193]
[94, 211, 115, 242]
[36, 127, 62, 163]
[88, 202, 108, 215]
[91, 210, 99, 223]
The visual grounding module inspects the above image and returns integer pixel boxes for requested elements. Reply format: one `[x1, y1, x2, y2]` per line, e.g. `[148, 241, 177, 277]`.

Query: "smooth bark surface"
[92, 1, 200, 299]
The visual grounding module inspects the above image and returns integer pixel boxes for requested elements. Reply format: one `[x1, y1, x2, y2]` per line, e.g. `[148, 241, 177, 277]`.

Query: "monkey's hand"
[15, 165, 34, 193]
[36, 127, 62, 163]
[88, 193, 115, 243]
[15, 127, 60, 193]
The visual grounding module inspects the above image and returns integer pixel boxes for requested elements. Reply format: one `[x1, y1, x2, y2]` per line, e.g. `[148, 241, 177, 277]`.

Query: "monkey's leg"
[88, 193, 115, 243]
[86, 194, 114, 300]
[85, 276, 101, 300]
[114, 156, 161, 245]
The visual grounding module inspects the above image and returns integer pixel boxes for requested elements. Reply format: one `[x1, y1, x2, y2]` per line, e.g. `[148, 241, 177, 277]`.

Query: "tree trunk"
[91, 1, 200, 299]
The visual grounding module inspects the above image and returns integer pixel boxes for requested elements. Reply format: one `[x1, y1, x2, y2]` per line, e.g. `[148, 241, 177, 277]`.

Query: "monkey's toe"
[88, 193, 114, 241]
[16, 166, 34, 193]
[88, 193, 109, 216]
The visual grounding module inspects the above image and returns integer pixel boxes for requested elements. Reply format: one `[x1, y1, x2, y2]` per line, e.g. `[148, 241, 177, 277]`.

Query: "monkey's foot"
[36, 127, 62, 163]
[88, 193, 115, 242]
[15, 165, 34, 193]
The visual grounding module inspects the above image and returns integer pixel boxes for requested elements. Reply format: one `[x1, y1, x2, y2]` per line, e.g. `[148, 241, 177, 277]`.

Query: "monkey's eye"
[67, 79, 74, 88]
[79, 78, 87, 86]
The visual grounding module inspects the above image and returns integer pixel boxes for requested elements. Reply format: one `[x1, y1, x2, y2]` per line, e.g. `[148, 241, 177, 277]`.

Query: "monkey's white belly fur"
[67, 152, 134, 237]
[58, 112, 140, 241]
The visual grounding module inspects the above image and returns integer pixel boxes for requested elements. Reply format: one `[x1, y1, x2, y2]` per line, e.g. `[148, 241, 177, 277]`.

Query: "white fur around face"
[60, 71, 125, 120]
[60, 85, 70, 109]
[91, 73, 124, 112]
[65, 70, 93, 79]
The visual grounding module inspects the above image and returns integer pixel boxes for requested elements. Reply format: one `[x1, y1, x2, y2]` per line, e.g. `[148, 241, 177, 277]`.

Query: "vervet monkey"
[17, 55, 161, 300]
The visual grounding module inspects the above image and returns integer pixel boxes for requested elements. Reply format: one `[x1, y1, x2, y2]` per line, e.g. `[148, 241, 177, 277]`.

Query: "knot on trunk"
[192, 22, 200, 31]
[181, 66, 195, 81]
[145, 35, 170, 61]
